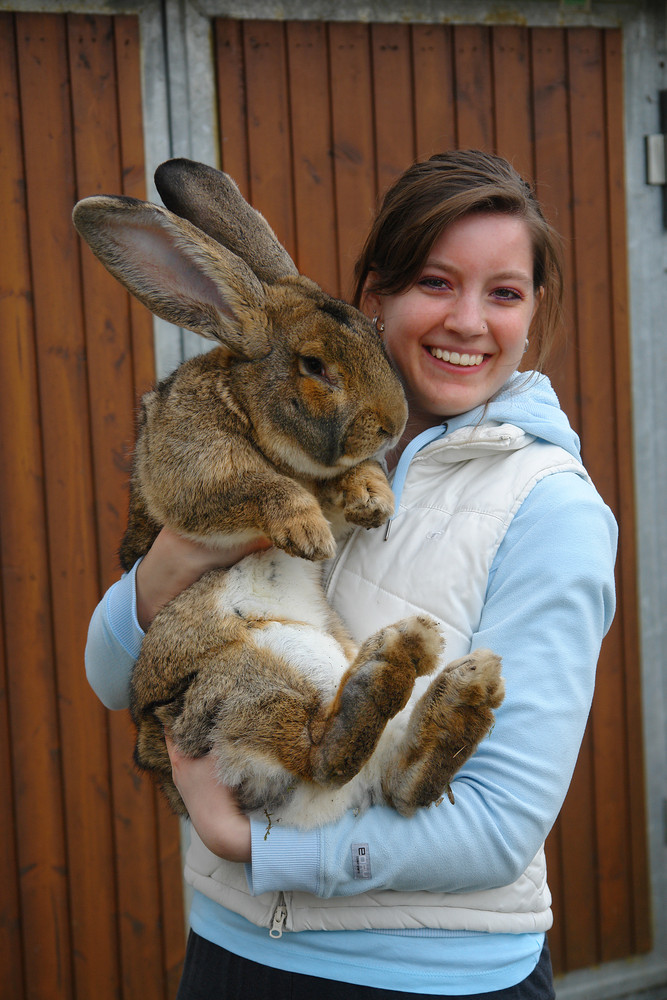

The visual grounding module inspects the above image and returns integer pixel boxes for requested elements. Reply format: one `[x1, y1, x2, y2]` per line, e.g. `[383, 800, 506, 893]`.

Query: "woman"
[86, 150, 617, 998]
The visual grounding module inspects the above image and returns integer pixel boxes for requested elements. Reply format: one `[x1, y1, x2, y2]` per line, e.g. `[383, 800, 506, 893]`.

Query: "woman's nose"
[444, 294, 485, 337]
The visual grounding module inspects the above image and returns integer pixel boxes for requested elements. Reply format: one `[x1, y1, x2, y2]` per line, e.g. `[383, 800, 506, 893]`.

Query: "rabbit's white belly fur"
[251, 624, 346, 696]
[206, 549, 391, 827]
[217, 549, 343, 634]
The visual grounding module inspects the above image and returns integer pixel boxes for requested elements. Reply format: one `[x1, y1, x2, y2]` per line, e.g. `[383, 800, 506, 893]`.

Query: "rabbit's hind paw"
[441, 649, 505, 710]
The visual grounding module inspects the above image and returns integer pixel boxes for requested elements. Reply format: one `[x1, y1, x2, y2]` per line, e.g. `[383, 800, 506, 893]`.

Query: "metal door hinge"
[645, 91, 667, 227]
[646, 134, 666, 186]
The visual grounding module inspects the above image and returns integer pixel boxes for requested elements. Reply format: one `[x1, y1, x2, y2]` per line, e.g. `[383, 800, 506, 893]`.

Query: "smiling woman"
[363, 213, 540, 437]
[85, 149, 617, 1000]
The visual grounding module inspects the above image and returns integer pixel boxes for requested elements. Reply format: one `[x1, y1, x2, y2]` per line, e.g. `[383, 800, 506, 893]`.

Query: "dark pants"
[176, 929, 555, 999]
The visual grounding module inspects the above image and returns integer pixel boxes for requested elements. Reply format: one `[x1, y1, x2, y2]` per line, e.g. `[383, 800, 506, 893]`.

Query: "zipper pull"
[270, 896, 287, 938]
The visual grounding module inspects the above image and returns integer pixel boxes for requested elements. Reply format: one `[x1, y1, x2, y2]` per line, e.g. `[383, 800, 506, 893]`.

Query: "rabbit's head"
[73, 160, 407, 479]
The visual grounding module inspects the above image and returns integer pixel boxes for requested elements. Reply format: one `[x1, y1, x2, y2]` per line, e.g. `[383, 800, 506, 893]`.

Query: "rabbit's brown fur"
[74, 159, 503, 828]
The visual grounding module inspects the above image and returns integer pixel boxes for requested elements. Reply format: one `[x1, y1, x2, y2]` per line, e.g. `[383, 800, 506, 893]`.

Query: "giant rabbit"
[73, 159, 504, 828]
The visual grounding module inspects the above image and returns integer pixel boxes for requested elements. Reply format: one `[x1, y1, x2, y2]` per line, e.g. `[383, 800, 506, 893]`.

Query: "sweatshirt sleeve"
[84, 560, 144, 710]
[247, 471, 617, 897]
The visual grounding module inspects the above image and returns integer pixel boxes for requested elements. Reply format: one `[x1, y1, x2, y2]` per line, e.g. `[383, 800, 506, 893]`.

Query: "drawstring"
[384, 422, 448, 540]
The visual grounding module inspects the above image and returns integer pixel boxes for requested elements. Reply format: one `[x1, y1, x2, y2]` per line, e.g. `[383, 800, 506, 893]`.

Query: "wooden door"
[214, 18, 649, 975]
[0, 12, 184, 1000]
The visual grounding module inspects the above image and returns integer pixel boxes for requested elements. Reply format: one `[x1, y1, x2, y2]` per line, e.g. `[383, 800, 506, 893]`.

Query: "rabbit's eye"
[298, 355, 326, 378]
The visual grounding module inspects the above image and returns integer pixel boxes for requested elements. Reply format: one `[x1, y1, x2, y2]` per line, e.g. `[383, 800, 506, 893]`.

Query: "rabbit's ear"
[73, 195, 270, 359]
[154, 159, 299, 285]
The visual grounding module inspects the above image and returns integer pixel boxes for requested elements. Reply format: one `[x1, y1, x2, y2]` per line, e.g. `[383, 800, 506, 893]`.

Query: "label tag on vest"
[351, 843, 372, 879]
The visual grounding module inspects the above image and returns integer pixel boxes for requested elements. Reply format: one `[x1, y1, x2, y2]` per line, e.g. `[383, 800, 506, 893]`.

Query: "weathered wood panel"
[214, 18, 648, 977]
[0, 12, 184, 999]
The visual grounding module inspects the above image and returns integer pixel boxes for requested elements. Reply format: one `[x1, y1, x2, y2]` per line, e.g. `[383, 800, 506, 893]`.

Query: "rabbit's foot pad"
[369, 615, 444, 681]
[440, 649, 505, 709]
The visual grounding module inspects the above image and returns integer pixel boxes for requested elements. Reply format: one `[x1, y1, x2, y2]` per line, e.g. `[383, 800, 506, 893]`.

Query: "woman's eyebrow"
[423, 258, 532, 283]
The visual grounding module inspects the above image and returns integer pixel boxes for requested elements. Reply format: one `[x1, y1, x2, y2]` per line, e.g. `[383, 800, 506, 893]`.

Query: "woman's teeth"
[429, 347, 484, 367]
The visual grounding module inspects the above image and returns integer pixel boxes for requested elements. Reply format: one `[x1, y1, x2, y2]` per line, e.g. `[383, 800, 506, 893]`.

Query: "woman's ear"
[531, 285, 545, 320]
[361, 284, 383, 322]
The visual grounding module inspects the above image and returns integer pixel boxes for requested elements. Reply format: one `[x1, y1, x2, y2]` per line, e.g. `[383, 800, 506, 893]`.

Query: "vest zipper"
[270, 893, 288, 938]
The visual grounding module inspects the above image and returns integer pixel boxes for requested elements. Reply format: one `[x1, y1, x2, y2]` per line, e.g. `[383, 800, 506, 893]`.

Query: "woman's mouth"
[428, 347, 485, 367]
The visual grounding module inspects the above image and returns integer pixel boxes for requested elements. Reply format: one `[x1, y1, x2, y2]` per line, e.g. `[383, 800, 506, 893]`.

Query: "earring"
[523, 338, 530, 354]
[372, 315, 385, 333]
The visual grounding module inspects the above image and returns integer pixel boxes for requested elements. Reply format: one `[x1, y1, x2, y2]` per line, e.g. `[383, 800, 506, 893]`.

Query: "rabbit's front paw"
[270, 512, 337, 561]
[338, 462, 395, 529]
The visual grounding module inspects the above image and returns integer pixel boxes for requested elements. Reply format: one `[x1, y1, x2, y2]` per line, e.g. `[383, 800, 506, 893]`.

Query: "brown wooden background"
[0, 9, 649, 1000]
[214, 17, 649, 975]
[0, 13, 184, 1000]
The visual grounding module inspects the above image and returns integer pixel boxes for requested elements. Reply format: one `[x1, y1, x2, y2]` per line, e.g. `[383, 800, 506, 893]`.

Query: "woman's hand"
[135, 526, 271, 630]
[165, 734, 251, 864]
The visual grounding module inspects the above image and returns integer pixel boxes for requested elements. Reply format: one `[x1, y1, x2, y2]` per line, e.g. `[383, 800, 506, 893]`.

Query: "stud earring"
[372, 315, 385, 333]
[481, 322, 488, 333]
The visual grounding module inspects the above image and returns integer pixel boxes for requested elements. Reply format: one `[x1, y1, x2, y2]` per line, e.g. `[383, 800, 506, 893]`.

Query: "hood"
[386, 372, 581, 528]
[444, 371, 582, 460]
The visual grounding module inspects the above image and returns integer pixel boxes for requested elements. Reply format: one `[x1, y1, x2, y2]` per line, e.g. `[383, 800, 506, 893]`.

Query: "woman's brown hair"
[353, 150, 564, 371]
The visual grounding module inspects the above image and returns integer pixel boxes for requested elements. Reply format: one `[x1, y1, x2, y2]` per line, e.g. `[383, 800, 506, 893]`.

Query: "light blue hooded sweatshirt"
[85, 374, 617, 995]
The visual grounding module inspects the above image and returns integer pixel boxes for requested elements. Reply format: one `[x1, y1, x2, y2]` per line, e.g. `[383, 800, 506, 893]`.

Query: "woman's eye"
[419, 276, 449, 290]
[493, 287, 523, 301]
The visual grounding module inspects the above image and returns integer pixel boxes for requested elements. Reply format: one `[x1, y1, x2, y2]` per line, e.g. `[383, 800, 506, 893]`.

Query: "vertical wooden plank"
[492, 26, 534, 185]
[215, 19, 250, 197]
[114, 15, 157, 397]
[532, 31, 585, 970]
[371, 23, 415, 193]
[530, 27, 579, 426]
[328, 21, 377, 297]
[0, 24, 36, 960]
[0, 23, 27, 998]
[603, 27, 651, 958]
[568, 26, 632, 965]
[17, 12, 121, 999]
[68, 13, 136, 586]
[242, 20, 295, 255]
[554, 733, 600, 970]
[411, 25, 456, 159]
[0, 575, 24, 1000]
[453, 25, 494, 150]
[2, 13, 74, 999]
[286, 20, 339, 294]
[156, 793, 188, 999]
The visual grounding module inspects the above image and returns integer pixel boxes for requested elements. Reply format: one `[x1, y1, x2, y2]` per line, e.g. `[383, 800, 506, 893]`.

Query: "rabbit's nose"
[344, 408, 404, 459]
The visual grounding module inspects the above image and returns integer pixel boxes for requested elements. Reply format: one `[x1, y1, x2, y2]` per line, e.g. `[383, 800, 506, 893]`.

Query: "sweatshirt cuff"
[247, 816, 321, 896]
[106, 558, 145, 658]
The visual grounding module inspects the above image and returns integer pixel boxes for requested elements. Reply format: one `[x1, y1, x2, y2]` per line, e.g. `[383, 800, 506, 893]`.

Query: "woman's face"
[369, 213, 540, 430]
